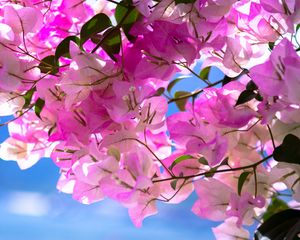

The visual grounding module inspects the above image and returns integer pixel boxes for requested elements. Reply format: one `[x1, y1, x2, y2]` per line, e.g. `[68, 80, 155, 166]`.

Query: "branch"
[168, 78, 224, 103]
[153, 154, 273, 183]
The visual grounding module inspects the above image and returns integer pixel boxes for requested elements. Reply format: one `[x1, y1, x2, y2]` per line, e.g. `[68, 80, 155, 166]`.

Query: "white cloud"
[6, 191, 50, 217]
[96, 199, 127, 218]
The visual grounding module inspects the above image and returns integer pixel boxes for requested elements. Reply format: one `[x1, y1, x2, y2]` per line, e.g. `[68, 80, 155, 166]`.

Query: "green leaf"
[263, 197, 289, 222]
[221, 75, 234, 86]
[108, 147, 121, 161]
[255, 94, 263, 102]
[268, 42, 275, 50]
[101, 27, 121, 61]
[204, 167, 217, 178]
[114, 3, 131, 23]
[48, 124, 56, 137]
[222, 69, 249, 87]
[55, 36, 81, 60]
[90, 34, 104, 44]
[204, 31, 212, 42]
[174, 0, 196, 4]
[174, 91, 190, 111]
[169, 155, 194, 170]
[255, 209, 300, 240]
[237, 171, 251, 195]
[80, 13, 112, 46]
[169, 155, 194, 171]
[170, 179, 178, 190]
[246, 80, 258, 91]
[23, 87, 36, 109]
[115, 3, 140, 42]
[296, 24, 300, 33]
[34, 98, 45, 119]
[199, 66, 211, 81]
[167, 76, 188, 93]
[235, 90, 257, 106]
[38, 55, 59, 75]
[273, 134, 300, 165]
[219, 157, 229, 166]
[153, 87, 165, 96]
[198, 157, 208, 165]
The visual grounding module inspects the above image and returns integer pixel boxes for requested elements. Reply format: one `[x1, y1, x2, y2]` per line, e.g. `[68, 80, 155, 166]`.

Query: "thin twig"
[267, 124, 276, 150]
[153, 154, 273, 183]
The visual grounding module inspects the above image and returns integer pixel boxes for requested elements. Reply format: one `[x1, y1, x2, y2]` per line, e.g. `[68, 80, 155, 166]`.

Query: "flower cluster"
[0, 0, 299, 238]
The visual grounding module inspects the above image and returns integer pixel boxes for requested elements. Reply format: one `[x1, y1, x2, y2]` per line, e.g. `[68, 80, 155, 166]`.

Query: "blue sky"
[0, 65, 227, 240]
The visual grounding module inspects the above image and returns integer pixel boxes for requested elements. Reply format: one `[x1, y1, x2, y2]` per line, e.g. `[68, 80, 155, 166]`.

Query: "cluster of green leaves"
[32, 1, 141, 119]
[115, 1, 140, 42]
[38, 0, 141, 75]
[83, 0, 140, 58]
[80, 13, 112, 47]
